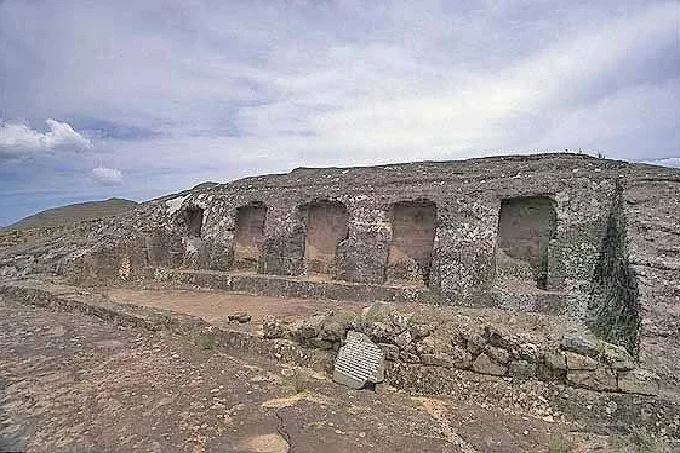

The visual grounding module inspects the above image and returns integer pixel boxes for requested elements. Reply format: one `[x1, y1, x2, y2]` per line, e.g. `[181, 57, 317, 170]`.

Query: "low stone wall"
[1, 279, 678, 437]
[263, 302, 659, 397]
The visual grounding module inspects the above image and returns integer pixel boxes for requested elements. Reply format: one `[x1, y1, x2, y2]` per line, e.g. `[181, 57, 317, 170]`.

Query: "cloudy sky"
[1, 0, 679, 225]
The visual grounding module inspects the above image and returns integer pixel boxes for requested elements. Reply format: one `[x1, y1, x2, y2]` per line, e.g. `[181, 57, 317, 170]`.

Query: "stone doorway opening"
[302, 200, 349, 276]
[387, 200, 436, 287]
[233, 202, 267, 272]
[496, 196, 556, 290]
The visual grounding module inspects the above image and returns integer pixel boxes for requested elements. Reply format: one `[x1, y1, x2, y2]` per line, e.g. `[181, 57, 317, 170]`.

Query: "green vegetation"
[589, 186, 641, 357]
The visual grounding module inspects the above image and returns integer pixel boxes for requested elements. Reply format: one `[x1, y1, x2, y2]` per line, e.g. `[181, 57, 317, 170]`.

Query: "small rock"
[228, 312, 251, 323]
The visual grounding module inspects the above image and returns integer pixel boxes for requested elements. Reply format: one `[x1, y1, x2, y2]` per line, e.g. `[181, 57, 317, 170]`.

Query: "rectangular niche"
[184, 207, 204, 238]
[387, 200, 436, 287]
[233, 203, 267, 271]
[496, 196, 556, 290]
[303, 200, 349, 275]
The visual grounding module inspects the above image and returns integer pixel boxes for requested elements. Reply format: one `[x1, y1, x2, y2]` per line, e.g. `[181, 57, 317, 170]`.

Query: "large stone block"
[566, 368, 617, 392]
[617, 368, 659, 396]
[473, 352, 508, 376]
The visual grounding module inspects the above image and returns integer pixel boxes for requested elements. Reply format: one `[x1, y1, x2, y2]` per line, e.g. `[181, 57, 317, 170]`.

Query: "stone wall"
[5, 153, 680, 375]
[108, 153, 627, 303]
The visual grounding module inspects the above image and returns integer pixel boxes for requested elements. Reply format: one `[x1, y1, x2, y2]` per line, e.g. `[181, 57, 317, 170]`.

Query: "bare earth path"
[0, 295, 623, 452]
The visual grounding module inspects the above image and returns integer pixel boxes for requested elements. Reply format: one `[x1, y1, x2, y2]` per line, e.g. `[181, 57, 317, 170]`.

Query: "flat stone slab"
[333, 331, 385, 389]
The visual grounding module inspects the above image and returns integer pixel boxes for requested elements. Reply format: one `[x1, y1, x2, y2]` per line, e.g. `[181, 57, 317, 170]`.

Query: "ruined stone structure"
[2, 153, 679, 380]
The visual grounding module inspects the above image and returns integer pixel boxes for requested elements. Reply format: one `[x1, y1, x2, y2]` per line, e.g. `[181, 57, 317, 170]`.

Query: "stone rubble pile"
[264, 301, 659, 396]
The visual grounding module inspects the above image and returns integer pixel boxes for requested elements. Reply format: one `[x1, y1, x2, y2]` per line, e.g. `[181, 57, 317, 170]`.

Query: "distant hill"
[3, 198, 139, 231]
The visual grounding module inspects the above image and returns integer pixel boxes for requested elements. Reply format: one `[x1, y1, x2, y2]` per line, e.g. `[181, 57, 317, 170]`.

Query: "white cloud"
[643, 158, 680, 168]
[0, 118, 92, 159]
[91, 167, 123, 185]
[0, 0, 679, 209]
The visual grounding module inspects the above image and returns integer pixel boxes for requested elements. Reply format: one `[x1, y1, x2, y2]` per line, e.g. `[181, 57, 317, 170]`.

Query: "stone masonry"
[2, 152, 680, 377]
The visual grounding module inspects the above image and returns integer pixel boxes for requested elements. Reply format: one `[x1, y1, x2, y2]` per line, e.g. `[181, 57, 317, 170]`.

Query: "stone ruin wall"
[24, 153, 679, 369]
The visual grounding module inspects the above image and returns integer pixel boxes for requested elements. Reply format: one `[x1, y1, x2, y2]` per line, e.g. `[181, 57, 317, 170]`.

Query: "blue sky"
[1, 0, 679, 226]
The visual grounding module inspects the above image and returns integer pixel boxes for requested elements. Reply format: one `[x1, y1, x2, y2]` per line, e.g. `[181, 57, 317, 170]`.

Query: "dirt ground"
[0, 295, 664, 453]
[108, 288, 368, 327]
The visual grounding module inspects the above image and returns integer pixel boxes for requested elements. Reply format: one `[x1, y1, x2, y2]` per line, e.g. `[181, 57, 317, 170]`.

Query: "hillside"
[3, 198, 139, 231]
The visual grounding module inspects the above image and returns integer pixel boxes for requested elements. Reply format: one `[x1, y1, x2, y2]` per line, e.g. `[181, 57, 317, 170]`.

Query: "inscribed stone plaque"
[333, 331, 385, 389]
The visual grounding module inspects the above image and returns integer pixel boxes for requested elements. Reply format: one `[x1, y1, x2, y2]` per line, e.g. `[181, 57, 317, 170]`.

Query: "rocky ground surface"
[1, 295, 675, 453]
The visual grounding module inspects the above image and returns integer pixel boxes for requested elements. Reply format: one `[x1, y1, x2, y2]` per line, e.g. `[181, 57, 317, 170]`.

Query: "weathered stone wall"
[5, 153, 680, 375]
[129, 153, 625, 304]
[623, 177, 680, 377]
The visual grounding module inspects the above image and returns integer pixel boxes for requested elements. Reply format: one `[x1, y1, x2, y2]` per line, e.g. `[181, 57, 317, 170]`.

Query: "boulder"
[228, 312, 251, 323]
[364, 321, 397, 344]
[617, 369, 659, 396]
[291, 313, 326, 342]
[408, 323, 432, 341]
[602, 343, 634, 371]
[509, 360, 537, 383]
[518, 342, 540, 362]
[560, 334, 599, 358]
[378, 343, 400, 361]
[565, 352, 598, 370]
[465, 333, 487, 355]
[543, 351, 567, 370]
[362, 301, 393, 324]
[394, 330, 413, 349]
[422, 352, 454, 368]
[487, 346, 510, 365]
[319, 320, 347, 343]
[566, 368, 617, 392]
[485, 325, 515, 349]
[262, 319, 287, 339]
[473, 352, 508, 376]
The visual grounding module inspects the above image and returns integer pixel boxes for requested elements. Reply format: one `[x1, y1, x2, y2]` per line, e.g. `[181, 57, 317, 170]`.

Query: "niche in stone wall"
[233, 202, 267, 271]
[387, 200, 436, 287]
[184, 207, 204, 238]
[496, 196, 556, 290]
[302, 200, 349, 275]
